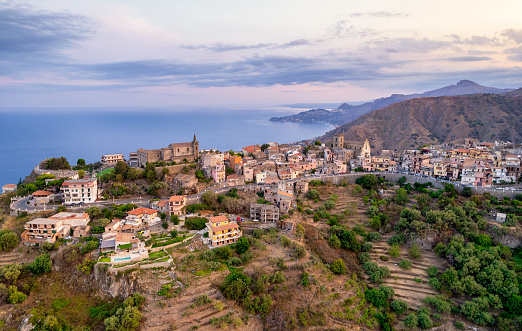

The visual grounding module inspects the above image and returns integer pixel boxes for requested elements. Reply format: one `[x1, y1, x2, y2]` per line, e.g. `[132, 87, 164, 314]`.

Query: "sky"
[1, 0, 522, 108]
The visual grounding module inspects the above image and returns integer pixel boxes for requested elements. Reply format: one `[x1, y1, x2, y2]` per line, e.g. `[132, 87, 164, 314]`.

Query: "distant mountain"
[318, 90, 522, 151]
[270, 80, 513, 126]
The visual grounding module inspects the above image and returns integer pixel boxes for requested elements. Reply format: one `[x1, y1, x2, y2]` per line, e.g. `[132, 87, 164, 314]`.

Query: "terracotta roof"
[278, 191, 293, 198]
[227, 174, 239, 180]
[2, 184, 16, 188]
[116, 232, 137, 243]
[209, 215, 228, 224]
[156, 200, 168, 207]
[32, 190, 52, 196]
[211, 222, 240, 232]
[127, 207, 158, 215]
[168, 195, 186, 202]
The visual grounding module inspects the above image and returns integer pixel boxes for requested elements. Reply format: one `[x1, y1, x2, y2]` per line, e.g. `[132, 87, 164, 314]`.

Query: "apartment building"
[101, 153, 124, 167]
[21, 218, 70, 245]
[61, 178, 98, 204]
[206, 215, 242, 247]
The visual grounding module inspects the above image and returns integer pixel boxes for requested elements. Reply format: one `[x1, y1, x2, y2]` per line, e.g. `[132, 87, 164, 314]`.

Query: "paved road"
[11, 171, 521, 213]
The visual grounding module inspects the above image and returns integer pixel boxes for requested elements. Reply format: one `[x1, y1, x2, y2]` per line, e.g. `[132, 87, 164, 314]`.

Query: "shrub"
[307, 189, 320, 200]
[428, 277, 441, 290]
[280, 236, 291, 247]
[365, 232, 382, 242]
[423, 296, 451, 314]
[184, 217, 208, 230]
[399, 260, 412, 269]
[7, 285, 26, 304]
[386, 234, 405, 246]
[418, 313, 433, 330]
[388, 245, 401, 257]
[454, 321, 465, 329]
[404, 313, 418, 329]
[213, 300, 224, 311]
[358, 252, 371, 264]
[363, 262, 390, 283]
[409, 243, 422, 259]
[426, 266, 438, 278]
[330, 259, 346, 275]
[328, 235, 341, 249]
[365, 288, 388, 308]
[391, 299, 409, 315]
[361, 242, 373, 252]
[294, 245, 306, 259]
[195, 295, 212, 306]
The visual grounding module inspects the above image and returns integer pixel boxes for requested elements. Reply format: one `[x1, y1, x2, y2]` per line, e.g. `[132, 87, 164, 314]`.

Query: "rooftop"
[209, 215, 228, 224]
[127, 207, 158, 215]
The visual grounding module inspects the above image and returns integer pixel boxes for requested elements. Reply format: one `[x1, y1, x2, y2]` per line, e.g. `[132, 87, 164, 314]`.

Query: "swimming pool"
[113, 256, 131, 262]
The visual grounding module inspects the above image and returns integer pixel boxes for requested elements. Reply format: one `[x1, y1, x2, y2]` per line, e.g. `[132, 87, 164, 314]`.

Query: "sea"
[0, 107, 333, 187]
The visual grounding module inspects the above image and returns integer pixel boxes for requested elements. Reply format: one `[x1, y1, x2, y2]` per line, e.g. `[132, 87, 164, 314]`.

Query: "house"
[201, 153, 224, 168]
[21, 218, 70, 245]
[227, 174, 244, 186]
[101, 154, 124, 167]
[32, 191, 53, 204]
[206, 215, 242, 247]
[61, 178, 98, 204]
[278, 170, 292, 180]
[212, 164, 226, 183]
[496, 213, 507, 223]
[100, 232, 142, 253]
[168, 195, 187, 216]
[242, 145, 261, 155]
[150, 200, 169, 214]
[128, 152, 138, 167]
[243, 165, 254, 182]
[124, 207, 160, 227]
[73, 226, 91, 238]
[2, 184, 17, 194]
[295, 181, 309, 195]
[255, 171, 267, 184]
[250, 203, 279, 222]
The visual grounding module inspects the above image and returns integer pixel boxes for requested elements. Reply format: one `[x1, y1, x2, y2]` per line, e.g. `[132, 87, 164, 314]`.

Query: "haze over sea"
[0, 107, 332, 187]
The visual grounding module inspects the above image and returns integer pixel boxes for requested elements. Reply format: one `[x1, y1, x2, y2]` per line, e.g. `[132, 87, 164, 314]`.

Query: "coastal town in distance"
[1, 132, 521, 330]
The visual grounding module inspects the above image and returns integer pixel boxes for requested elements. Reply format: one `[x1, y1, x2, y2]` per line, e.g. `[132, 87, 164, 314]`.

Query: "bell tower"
[193, 134, 199, 158]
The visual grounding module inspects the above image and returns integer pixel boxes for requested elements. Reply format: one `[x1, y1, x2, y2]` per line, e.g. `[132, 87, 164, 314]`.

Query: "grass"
[151, 234, 194, 248]
[96, 167, 114, 178]
[99, 257, 111, 263]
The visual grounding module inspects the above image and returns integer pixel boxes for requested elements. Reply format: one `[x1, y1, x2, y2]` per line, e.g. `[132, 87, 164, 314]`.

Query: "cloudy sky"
[1, 0, 522, 108]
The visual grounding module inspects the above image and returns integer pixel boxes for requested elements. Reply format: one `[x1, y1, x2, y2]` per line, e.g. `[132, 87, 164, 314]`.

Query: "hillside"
[319, 90, 522, 151]
[270, 80, 513, 126]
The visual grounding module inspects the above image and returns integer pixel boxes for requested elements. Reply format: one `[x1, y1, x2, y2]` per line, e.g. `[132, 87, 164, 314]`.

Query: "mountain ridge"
[270, 80, 513, 126]
[317, 89, 522, 151]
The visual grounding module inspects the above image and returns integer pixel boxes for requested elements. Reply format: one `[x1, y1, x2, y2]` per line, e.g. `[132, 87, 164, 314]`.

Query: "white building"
[61, 178, 98, 204]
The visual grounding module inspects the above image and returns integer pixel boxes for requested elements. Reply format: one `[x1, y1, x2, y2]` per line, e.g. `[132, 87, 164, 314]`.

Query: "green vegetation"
[44, 157, 71, 170]
[184, 217, 207, 230]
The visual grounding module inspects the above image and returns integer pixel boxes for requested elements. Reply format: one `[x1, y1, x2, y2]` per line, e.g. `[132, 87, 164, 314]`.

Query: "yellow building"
[206, 215, 242, 247]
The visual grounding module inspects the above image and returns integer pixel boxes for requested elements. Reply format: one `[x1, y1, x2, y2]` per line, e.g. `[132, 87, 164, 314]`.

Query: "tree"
[0, 263, 22, 283]
[114, 161, 130, 176]
[78, 170, 85, 179]
[395, 188, 409, 205]
[29, 253, 52, 274]
[57, 205, 66, 213]
[170, 229, 178, 238]
[397, 176, 407, 187]
[355, 174, 379, 190]
[306, 189, 320, 200]
[235, 237, 250, 255]
[444, 183, 458, 198]
[331, 259, 346, 275]
[85, 206, 102, 219]
[0, 232, 18, 251]
[462, 186, 473, 197]
[77, 159, 86, 167]
[170, 214, 180, 225]
[314, 140, 321, 146]
[260, 143, 270, 151]
[294, 245, 305, 258]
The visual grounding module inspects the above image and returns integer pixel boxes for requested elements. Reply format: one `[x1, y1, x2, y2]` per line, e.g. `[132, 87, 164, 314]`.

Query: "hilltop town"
[0, 134, 521, 331]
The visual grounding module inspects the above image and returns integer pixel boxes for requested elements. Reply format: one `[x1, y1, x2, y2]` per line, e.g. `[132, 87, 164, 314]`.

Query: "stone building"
[137, 135, 199, 168]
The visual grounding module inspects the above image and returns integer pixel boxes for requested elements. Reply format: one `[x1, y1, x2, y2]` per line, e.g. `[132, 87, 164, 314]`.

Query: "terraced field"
[365, 234, 448, 310]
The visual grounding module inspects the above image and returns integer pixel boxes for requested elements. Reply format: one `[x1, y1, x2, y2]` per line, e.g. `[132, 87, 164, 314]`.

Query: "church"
[137, 135, 199, 168]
